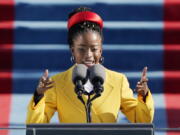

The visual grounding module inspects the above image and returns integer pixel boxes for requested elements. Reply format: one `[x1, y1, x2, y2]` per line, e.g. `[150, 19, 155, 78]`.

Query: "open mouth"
[83, 60, 95, 67]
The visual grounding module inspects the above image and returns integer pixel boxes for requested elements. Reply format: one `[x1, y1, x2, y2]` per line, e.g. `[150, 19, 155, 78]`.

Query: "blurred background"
[0, 0, 180, 135]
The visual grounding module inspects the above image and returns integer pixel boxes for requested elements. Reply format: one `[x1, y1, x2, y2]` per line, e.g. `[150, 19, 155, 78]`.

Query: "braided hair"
[67, 7, 103, 48]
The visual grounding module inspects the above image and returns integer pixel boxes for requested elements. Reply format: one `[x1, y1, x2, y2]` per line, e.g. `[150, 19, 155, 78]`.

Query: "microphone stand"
[74, 81, 103, 123]
[84, 85, 104, 123]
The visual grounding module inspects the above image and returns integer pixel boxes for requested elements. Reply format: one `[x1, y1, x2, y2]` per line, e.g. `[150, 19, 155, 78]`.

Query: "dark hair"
[67, 7, 103, 48]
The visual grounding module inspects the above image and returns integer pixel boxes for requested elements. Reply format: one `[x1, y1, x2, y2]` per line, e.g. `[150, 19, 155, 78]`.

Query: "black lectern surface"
[26, 123, 154, 135]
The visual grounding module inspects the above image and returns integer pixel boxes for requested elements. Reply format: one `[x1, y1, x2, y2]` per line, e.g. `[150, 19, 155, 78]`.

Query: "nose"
[85, 48, 93, 58]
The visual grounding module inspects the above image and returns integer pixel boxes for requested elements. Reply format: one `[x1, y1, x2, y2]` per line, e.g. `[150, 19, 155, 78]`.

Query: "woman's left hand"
[135, 67, 149, 98]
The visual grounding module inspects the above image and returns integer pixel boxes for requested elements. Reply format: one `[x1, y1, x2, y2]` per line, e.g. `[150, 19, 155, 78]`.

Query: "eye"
[78, 48, 85, 52]
[92, 48, 99, 52]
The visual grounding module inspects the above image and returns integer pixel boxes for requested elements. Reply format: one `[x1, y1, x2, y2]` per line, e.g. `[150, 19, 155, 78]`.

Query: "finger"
[142, 78, 148, 82]
[46, 77, 53, 83]
[43, 69, 49, 79]
[38, 84, 54, 91]
[45, 81, 54, 86]
[41, 75, 47, 82]
[137, 80, 148, 86]
[45, 83, 54, 87]
[137, 81, 146, 86]
[136, 89, 144, 93]
[136, 89, 145, 95]
[135, 86, 145, 93]
[142, 66, 148, 77]
[136, 85, 144, 89]
[41, 71, 50, 83]
[44, 86, 54, 90]
[141, 66, 148, 82]
[37, 81, 44, 88]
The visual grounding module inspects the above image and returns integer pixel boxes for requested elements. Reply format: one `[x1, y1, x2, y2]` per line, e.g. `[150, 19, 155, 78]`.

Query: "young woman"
[26, 7, 154, 123]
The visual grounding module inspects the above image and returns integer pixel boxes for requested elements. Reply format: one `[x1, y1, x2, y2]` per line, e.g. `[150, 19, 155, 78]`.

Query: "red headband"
[67, 11, 103, 29]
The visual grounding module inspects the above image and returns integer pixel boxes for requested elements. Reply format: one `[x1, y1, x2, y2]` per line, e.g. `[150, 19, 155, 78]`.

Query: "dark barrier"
[26, 123, 154, 135]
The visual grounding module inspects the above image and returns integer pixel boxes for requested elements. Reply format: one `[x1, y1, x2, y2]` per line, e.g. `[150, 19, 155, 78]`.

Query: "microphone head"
[72, 64, 88, 85]
[89, 64, 106, 85]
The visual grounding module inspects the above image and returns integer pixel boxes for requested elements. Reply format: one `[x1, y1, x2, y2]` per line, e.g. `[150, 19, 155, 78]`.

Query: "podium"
[26, 123, 154, 135]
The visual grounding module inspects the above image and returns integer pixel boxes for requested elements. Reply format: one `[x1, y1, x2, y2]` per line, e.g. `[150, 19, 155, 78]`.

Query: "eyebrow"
[77, 44, 101, 47]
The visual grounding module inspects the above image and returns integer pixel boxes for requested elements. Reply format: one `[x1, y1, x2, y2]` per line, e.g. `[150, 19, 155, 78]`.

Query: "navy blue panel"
[13, 49, 163, 71]
[14, 28, 68, 44]
[103, 49, 163, 71]
[12, 76, 163, 93]
[103, 29, 163, 44]
[15, 28, 163, 44]
[15, 4, 163, 21]
[13, 78, 38, 93]
[13, 50, 72, 70]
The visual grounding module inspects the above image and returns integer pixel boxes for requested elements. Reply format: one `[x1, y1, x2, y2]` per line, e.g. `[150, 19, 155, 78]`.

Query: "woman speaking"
[26, 7, 154, 123]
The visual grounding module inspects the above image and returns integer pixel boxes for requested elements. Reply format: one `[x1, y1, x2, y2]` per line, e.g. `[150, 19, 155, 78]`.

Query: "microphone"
[89, 64, 106, 96]
[72, 64, 88, 96]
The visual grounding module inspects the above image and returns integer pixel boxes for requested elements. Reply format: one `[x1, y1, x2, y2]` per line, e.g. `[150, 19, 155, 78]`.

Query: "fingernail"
[42, 76, 45, 80]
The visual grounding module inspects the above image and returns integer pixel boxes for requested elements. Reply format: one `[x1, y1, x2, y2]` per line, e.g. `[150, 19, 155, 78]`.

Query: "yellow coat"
[26, 66, 154, 123]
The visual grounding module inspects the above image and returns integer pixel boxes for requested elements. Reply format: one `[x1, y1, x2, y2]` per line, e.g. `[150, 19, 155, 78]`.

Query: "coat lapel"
[61, 66, 85, 114]
[61, 66, 114, 122]
[91, 69, 114, 110]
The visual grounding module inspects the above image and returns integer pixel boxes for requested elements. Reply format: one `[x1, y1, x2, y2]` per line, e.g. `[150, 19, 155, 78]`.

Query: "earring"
[99, 56, 104, 64]
[70, 56, 75, 63]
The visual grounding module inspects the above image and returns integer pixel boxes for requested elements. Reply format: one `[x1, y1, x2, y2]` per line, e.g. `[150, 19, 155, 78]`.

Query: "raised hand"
[36, 69, 54, 95]
[135, 67, 149, 98]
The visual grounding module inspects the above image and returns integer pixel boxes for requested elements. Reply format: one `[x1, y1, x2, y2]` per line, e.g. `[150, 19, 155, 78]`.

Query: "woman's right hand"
[36, 69, 54, 95]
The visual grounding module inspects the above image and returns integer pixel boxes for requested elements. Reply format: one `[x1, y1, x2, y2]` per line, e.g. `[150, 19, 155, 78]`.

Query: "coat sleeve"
[26, 81, 57, 124]
[120, 75, 154, 123]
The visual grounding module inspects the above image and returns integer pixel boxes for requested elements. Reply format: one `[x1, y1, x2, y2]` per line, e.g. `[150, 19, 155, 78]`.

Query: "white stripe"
[153, 94, 166, 108]
[14, 45, 69, 50]
[13, 71, 163, 79]
[13, 71, 59, 79]
[103, 45, 163, 51]
[123, 71, 163, 78]
[14, 44, 163, 51]
[9, 94, 29, 135]
[15, 0, 163, 5]
[14, 21, 163, 29]
[9, 94, 31, 127]
[105, 22, 163, 29]
[14, 21, 66, 29]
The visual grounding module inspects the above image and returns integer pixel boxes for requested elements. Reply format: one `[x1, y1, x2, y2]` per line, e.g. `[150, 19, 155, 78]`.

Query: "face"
[71, 31, 102, 67]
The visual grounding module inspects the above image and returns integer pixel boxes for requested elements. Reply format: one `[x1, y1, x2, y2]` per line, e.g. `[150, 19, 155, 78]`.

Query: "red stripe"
[164, 0, 180, 134]
[164, 45, 180, 71]
[164, 71, 180, 93]
[165, 22, 180, 29]
[164, 0, 180, 21]
[0, 22, 14, 29]
[0, 0, 14, 135]
[0, 0, 14, 5]
[164, 94, 180, 135]
[165, 0, 180, 4]
[164, 45, 180, 51]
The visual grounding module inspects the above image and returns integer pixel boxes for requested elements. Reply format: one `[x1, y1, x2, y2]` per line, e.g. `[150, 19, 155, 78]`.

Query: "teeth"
[85, 61, 92, 62]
